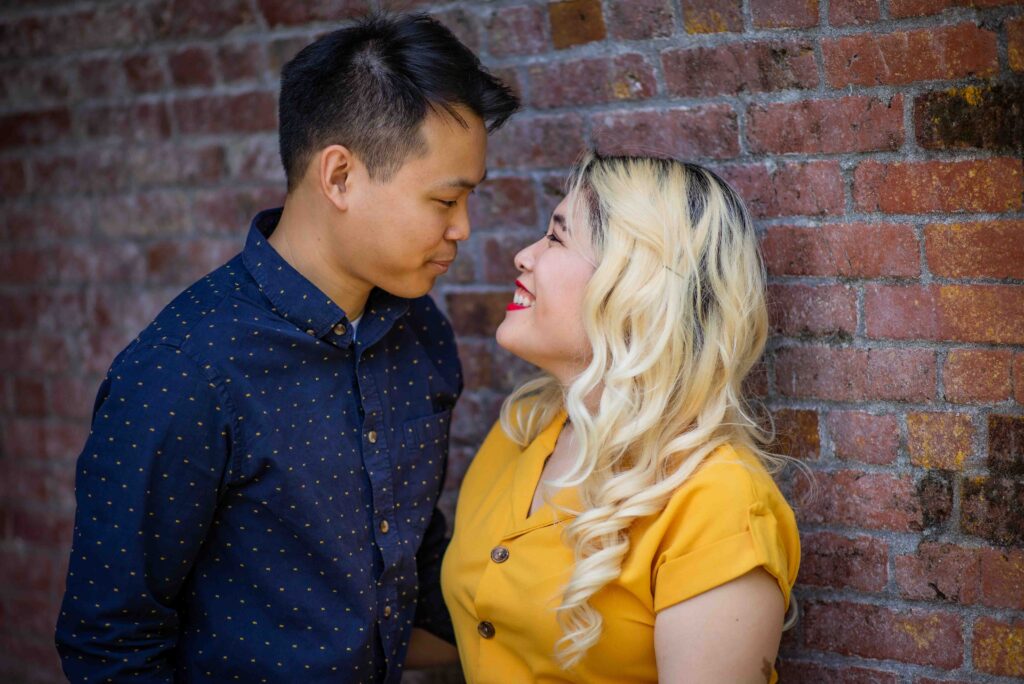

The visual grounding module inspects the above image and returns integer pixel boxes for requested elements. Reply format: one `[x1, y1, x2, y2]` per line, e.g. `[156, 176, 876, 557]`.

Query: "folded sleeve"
[651, 453, 800, 614]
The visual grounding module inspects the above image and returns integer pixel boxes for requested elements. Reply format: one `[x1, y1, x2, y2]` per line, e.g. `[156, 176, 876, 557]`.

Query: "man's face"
[337, 105, 488, 299]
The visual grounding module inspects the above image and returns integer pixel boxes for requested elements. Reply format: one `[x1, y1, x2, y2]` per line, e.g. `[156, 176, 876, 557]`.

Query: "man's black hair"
[278, 13, 520, 192]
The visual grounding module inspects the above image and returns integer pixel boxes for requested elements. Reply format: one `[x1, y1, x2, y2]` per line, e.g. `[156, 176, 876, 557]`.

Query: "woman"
[440, 154, 805, 683]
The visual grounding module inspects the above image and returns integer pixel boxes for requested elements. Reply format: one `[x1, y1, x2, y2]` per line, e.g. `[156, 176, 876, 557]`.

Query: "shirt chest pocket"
[394, 408, 452, 535]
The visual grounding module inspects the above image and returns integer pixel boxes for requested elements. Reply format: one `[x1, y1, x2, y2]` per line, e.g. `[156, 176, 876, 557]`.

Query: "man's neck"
[269, 199, 371, 321]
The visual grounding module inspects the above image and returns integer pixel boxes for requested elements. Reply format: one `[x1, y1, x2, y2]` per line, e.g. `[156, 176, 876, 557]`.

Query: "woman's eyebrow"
[552, 213, 570, 233]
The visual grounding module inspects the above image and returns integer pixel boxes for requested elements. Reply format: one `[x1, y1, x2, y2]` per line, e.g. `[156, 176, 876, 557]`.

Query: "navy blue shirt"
[56, 208, 461, 683]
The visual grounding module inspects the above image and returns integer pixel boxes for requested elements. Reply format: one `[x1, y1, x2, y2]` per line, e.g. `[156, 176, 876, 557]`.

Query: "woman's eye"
[545, 232, 562, 244]
[436, 199, 457, 208]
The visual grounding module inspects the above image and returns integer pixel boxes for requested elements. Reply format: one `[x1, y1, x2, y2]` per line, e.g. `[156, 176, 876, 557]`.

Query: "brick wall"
[1, 0, 1022, 682]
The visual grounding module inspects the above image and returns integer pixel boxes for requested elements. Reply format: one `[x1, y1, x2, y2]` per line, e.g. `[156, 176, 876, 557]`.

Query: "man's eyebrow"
[436, 170, 488, 190]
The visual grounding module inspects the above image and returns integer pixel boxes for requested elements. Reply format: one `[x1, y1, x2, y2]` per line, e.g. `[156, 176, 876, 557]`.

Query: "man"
[55, 13, 518, 683]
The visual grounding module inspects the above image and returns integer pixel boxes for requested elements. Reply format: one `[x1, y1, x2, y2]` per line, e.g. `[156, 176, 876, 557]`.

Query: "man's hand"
[405, 627, 460, 669]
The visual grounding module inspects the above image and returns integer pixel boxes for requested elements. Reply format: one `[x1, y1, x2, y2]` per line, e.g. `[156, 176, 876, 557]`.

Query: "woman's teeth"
[513, 291, 534, 307]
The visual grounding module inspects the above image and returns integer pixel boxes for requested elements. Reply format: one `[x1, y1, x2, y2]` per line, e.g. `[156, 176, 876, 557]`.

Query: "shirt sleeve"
[55, 342, 235, 683]
[651, 452, 799, 614]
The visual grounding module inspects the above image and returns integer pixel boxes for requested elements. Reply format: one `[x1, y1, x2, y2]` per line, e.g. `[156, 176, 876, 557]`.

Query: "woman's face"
[495, 192, 598, 383]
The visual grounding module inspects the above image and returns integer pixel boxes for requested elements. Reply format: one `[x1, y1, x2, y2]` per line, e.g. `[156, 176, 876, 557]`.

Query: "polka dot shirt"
[55, 208, 461, 683]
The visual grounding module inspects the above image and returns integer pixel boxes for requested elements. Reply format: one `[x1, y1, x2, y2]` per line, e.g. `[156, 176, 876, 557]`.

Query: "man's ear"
[319, 145, 357, 211]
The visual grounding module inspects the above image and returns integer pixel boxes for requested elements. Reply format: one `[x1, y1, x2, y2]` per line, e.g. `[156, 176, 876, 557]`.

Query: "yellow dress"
[440, 409, 800, 683]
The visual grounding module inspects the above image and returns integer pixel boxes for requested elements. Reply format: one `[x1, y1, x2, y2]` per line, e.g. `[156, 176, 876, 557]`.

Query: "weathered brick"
[770, 408, 820, 459]
[607, 0, 674, 39]
[925, 220, 1024, 279]
[487, 5, 548, 57]
[777, 661, 899, 684]
[829, 0, 880, 25]
[1009, 16, 1024, 72]
[145, 239, 239, 285]
[681, 0, 743, 33]
[174, 91, 277, 134]
[751, 0, 819, 29]
[890, 0, 1021, 17]
[747, 95, 903, 154]
[865, 284, 1024, 345]
[451, 392, 504, 446]
[468, 178, 537, 231]
[827, 411, 900, 465]
[961, 475, 1024, 546]
[944, 349, 1012, 403]
[79, 101, 172, 142]
[800, 531, 888, 591]
[1016, 352, 1024, 404]
[481, 231, 535, 285]
[824, 23, 997, 87]
[793, 470, 925, 532]
[895, 542, 981, 603]
[430, 8, 481, 54]
[854, 158, 1023, 213]
[718, 161, 844, 218]
[254, 0, 369, 26]
[0, 159, 27, 199]
[549, 0, 606, 49]
[989, 414, 1024, 476]
[76, 56, 127, 99]
[662, 41, 817, 97]
[94, 190, 190, 239]
[761, 223, 919, 278]
[168, 46, 215, 88]
[217, 42, 265, 83]
[123, 53, 167, 93]
[973, 617, 1024, 677]
[767, 283, 856, 340]
[0, 109, 72, 149]
[489, 114, 585, 169]
[775, 346, 936, 402]
[907, 412, 975, 470]
[191, 186, 284, 237]
[0, 61, 73, 109]
[915, 82, 1023, 152]
[592, 106, 739, 160]
[156, 0, 260, 39]
[446, 291, 512, 337]
[803, 601, 963, 667]
[528, 54, 656, 109]
[979, 547, 1024, 609]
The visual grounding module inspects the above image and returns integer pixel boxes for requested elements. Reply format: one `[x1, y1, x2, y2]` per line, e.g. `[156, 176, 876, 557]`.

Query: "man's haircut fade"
[278, 13, 520, 192]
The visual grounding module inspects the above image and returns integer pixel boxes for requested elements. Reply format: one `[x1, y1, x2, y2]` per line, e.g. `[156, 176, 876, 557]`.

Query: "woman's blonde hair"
[499, 153, 809, 669]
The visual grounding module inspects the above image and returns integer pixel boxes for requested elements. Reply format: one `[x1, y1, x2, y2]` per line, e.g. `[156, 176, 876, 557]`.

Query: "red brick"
[174, 91, 277, 134]
[778, 661, 899, 684]
[1009, 16, 1024, 72]
[487, 5, 548, 57]
[865, 284, 1024, 345]
[607, 0, 674, 39]
[0, 247, 48, 285]
[0, 159, 26, 199]
[48, 375, 100, 420]
[828, 411, 899, 465]
[145, 239, 239, 286]
[775, 346, 936, 402]
[0, 333, 74, 374]
[549, 0, 606, 49]
[168, 46, 215, 88]
[906, 412, 975, 470]
[663, 41, 817, 97]
[890, 0, 1020, 17]
[961, 475, 1024, 546]
[681, 0, 743, 33]
[79, 101, 172, 142]
[157, 0, 260, 39]
[747, 95, 903, 154]
[0, 108, 72, 149]
[0, 547, 60, 596]
[793, 470, 924, 531]
[482, 231, 534, 285]
[973, 617, 1024, 677]
[592, 106, 739, 160]
[800, 531, 888, 591]
[218, 42, 266, 82]
[94, 191, 190, 239]
[744, 362, 769, 398]
[489, 114, 585, 169]
[451, 392, 504, 446]
[803, 601, 963, 667]
[770, 408, 820, 459]
[718, 161, 844, 218]
[528, 54, 656, 109]
[943, 349, 1012, 403]
[446, 291, 512, 337]
[76, 56, 127, 99]
[429, 9, 482, 54]
[9, 507, 74, 548]
[256, 0, 369, 25]
[0, 61, 73, 109]
[915, 82, 1023, 152]
[123, 53, 167, 93]
[751, 0, 819, 28]
[468, 178, 537, 231]
[12, 377, 47, 418]
[761, 223, 919, 278]
[925, 221, 1024, 279]
[895, 542, 981, 603]
[979, 547, 1024, 610]
[989, 414, 1024, 476]
[829, 0, 880, 25]
[1016, 352, 1024, 404]
[824, 24, 998, 87]
[854, 158, 1022, 214]
[767, 283, 856, 339]
[191, 186, 284, 237]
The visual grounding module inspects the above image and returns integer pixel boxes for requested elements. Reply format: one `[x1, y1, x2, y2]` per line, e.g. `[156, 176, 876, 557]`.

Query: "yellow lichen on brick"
[898, 615, 940, 651]
[975, 621, 1024, 676]
[684, 9, 728, 34]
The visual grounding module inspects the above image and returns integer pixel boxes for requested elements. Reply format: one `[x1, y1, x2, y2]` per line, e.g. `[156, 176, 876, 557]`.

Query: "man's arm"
[407, 504, 459, 668]
[55, 343, 234, 682]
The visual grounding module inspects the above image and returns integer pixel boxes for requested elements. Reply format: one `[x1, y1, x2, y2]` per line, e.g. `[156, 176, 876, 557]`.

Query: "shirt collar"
[241, 207, 409, 344]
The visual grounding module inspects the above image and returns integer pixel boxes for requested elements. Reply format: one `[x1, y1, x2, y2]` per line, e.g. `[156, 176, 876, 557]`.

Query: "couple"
[55, 13, 800, 684]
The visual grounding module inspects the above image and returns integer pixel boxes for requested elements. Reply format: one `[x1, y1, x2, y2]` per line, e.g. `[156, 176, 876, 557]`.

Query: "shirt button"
[305, 329, 316, 336]
[379, 520, 389, 534]
[477, 621, 495, 639]
[382, 605, 392, 618]
[333, 323, 346, 335]
[490, 546, 509, 563]
[367, 431, 378, 444]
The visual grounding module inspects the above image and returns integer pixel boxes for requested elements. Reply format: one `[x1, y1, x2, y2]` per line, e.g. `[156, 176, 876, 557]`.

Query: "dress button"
[333, 323, 346, 335]
[368, 431, 378, 444]
[490, 546, 509, 563]
[382, 605, 392, 618]
[477, 621, 495, 639]
[379, 520, 389, 534]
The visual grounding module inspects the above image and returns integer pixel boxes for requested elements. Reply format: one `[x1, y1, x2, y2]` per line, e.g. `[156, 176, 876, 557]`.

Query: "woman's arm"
[654, 566, 785, 684]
